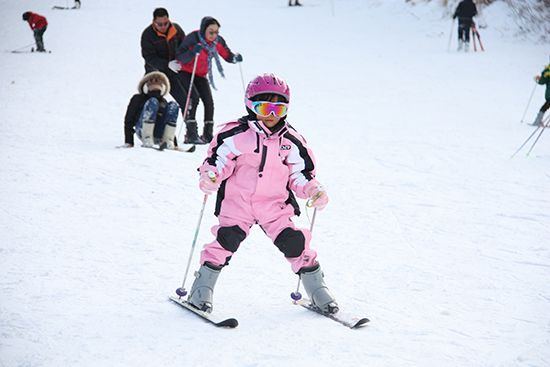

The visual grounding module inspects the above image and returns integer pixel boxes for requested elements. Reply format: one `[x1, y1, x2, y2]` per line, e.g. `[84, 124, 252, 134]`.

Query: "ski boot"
[300, 264, 339, 314]
[184, 120, 205, 144]
[457, 40, 463, 52]
[201, 121, 214, 144]
[161, 121, 177, 149]
[464, 41, 469, 52]
[531, 111, 544, 127]
[187, 262, 222, 313]
[140, 120, 155, 148]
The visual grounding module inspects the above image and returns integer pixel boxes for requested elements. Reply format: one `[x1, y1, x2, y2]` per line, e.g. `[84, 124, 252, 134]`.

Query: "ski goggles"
[246, 100, 289, 118]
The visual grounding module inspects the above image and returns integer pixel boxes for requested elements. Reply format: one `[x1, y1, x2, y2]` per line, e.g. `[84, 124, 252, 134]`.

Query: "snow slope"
[1, 0, 549, 366]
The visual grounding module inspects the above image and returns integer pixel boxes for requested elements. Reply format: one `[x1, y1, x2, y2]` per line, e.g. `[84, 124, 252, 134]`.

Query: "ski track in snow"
[1, 0, 549, 366]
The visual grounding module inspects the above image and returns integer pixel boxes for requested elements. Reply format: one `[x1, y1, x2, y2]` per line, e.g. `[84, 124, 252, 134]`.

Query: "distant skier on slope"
[186, 73, 339, 315]
[121, 71, 179, 149]
[22, 11, 48, 52]
[452, 0, 477, 52]
[530, 63, 550, 127]
[171, 16, 243, 145]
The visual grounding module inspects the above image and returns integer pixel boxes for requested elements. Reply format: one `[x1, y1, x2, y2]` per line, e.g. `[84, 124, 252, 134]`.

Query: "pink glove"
[199, 171, 220, 195]
[306, 185, 329, 210]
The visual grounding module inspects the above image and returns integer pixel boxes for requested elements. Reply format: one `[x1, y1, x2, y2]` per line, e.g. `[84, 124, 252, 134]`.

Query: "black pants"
[178, 72, 214, 122]
[457, 19, 472, 42]
[540, 100, 550, 113]
[34, 26, 47, 51]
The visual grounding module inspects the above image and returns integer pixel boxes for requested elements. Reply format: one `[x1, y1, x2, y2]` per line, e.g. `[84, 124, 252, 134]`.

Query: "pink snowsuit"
[198, 116, 321, 273]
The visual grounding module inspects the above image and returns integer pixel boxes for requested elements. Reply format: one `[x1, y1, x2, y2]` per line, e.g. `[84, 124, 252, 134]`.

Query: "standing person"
[121, 71, 179, 149]
[22, 12, 48, 52]
[186, 73, 338, 315]
[141, 8, 187, 133]
[171, 16, 243, 145]
[531, 63, 550, 127]
[452, 0, 477, 52]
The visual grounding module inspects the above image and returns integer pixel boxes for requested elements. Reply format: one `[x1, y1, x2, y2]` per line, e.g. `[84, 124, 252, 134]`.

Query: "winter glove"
[305, 185, 329, 210]
[192, 44, 203, 54]
[535, 75, 541, 82]
[199, 171, 220, 195]
[168, 60, 182, 73]
[232, 53, 243, 63]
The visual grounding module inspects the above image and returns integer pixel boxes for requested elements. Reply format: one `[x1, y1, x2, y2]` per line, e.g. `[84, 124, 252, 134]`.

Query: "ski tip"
[217, 318, 239, 328]
[352, 318, 370, 328]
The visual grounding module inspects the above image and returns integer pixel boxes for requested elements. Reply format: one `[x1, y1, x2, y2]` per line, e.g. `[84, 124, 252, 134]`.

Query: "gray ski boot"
[531, 111, 544, 127]
[187, 263, 222, 313]
[300, 264, 339, 314]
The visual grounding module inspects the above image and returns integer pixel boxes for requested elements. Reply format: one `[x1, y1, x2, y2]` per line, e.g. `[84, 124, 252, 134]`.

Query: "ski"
[295, 299, 369, 329]
[169, 295, 238, 328]
[9, 49, 51, 54]
[114, 144, 196, 152]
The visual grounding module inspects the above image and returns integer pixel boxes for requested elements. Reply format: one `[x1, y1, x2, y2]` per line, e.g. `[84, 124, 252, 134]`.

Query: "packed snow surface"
[1, 0, 549, 366]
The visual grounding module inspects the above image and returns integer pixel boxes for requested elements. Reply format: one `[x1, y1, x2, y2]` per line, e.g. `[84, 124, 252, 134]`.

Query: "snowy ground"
[1, 0, 549, 366]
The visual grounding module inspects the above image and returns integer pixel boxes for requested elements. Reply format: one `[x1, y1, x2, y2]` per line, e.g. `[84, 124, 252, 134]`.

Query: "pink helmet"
[245, 73, 290, 102]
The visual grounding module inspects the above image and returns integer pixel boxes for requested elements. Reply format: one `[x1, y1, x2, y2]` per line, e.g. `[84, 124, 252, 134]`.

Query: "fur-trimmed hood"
[138, 71, 170, 96]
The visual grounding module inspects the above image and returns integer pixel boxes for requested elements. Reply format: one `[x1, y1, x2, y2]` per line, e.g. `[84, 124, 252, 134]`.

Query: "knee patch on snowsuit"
[216, 225, 246, 253]
[274, 228, 305, 258]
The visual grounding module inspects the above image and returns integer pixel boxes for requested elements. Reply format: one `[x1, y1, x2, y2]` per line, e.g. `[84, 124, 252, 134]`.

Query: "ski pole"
[475, 28, 484, 51]
[447, 18, 454, 52]
[12, 43, 35, 52]
[510, 125, 542, 158]
[472, 27, 477, 52]
[176, 53, 200, 141]
[291, 207, 318, 302]
[525, 115, 549, 157]
[176, 193, 210, 297]
[238, 62, 246, 94]
[520, 82, 538, 124]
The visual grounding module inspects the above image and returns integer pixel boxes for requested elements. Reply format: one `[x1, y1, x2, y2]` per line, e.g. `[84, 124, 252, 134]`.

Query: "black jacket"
[141, 23, 185, 74]
[453, 0, 477, 20]
[123, 91, 167, 145]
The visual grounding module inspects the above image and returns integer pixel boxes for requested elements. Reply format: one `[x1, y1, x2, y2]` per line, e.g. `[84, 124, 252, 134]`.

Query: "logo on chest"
[280, 144, 291, 151]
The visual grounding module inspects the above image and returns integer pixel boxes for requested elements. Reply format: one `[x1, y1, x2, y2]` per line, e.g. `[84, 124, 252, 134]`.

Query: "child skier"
[187, 73, 338, 314]
[452, 0, 477, 52]
[170, 16, 243, 145]
[22, 11, 48, 52]
[122, 71, 179, 149]
[531, 63, 550, 127]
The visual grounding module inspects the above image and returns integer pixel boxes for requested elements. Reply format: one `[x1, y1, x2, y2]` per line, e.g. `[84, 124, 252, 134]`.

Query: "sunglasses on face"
[207, 30, 219, 36]
[247, 101, 289, 118]
[154, 21, 170, 27]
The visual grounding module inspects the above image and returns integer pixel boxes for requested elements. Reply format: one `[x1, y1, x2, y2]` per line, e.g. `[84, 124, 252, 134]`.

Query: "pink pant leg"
[200, 217, 251, 267]
[261, 215, 317, 273]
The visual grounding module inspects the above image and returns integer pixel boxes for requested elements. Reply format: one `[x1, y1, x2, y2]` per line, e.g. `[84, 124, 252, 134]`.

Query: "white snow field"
[1, 0, 549, 366]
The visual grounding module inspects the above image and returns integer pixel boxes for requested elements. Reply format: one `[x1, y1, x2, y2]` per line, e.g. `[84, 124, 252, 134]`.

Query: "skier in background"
[22, 11, 48, 52]
[121, 71, 179, 149]
[141, 8, 186, 133]
[531, 62, 550, 126]
[288, 0, 303, 6]
[171, 16, 243, 145]
[452, 0, 477, 52]
[186, 73, 338, 315]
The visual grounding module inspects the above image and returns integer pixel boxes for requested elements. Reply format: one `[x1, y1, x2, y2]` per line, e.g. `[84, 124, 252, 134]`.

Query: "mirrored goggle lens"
[252, 102, 288, 117]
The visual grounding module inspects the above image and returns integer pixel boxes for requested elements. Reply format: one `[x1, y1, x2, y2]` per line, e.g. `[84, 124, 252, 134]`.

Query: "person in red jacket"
[22, 12, 48, 52]
[170, 16, 242, 145]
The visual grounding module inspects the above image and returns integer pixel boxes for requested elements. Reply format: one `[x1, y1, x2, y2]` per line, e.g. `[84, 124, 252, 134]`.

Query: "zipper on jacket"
[254, 134, 260, 153]
[258, 145, 267, 177]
